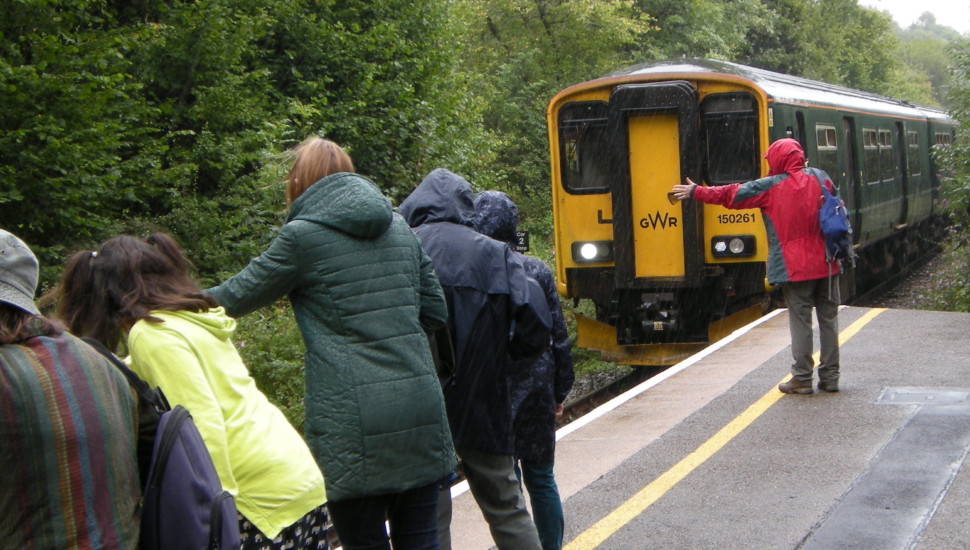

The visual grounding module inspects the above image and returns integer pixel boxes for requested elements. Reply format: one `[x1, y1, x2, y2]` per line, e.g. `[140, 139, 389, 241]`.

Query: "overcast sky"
[856, 0, 970, 35]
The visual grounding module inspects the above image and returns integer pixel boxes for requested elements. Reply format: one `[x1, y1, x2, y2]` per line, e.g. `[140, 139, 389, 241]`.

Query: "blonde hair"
[285, 138, 355, 205]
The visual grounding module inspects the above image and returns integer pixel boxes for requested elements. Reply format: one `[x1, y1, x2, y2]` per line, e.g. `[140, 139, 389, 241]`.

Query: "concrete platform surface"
[447, 307, 970, 550]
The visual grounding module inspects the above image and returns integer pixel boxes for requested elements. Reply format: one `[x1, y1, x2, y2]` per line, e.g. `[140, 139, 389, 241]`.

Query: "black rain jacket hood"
[398, 169, 552, 453]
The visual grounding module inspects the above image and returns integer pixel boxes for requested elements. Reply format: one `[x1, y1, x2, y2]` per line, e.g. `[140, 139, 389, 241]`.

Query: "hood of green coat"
[288, 172, 393, 239]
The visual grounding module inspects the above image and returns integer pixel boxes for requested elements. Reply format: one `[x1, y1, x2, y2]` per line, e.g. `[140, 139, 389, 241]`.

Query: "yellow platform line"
[564, 308, 887, 550]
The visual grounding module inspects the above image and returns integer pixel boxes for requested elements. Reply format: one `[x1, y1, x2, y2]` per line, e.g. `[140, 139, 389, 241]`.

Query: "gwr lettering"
[639, 212, 679, 229]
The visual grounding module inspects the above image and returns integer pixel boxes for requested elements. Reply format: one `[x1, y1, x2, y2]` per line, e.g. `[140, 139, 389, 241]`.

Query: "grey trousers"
[438, 448, 542, 550]
[782, 276, 840, 384]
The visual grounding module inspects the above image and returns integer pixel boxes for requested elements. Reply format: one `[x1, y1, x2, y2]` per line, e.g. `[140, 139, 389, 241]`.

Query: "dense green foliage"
[932, 38, 970, 312]
[1, 0, 967, 423]
[1, 0, 483, 288]
[894, 13, 965, 108]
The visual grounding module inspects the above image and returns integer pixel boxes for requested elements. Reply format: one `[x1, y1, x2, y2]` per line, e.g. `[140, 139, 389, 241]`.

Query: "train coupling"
[637, 301, 678, 334]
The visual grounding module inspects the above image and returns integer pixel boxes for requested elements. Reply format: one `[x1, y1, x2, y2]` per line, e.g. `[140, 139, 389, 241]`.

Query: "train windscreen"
[701, 93, 759, 185]
[558, 101, 610, 193]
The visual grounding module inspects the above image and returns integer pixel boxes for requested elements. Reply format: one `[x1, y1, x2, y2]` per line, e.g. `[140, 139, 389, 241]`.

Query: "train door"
[842, 117, 862, 236]
[895, 121, 909, 224]
[841, 116, 860, 298]
[607, 82, 702, 287]
[605, 82, 703, 343]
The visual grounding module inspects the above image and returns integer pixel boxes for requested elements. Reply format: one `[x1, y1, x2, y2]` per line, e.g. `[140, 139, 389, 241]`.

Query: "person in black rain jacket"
[473, 190, 575, 550]
[399, 168, 551, 550]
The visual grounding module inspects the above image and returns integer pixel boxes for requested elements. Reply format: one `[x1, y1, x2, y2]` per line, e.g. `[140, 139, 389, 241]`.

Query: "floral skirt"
[238, 503, 330, 550]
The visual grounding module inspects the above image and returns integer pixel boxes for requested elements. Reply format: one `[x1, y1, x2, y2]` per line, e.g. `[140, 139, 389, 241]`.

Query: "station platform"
[446, 306, 970, 549]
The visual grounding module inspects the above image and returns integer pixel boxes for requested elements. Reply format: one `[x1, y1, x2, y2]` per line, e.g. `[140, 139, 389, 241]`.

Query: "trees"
[445, 0, 648, 247]
[0, 0, 482, 426]
[0, 2, 163, 281]
[942, 40, 970, 240]
[894, 13, 964, 109]
[734, 0, 901, 93]
[0, 0, 482, 286]
[634, 0, 771, 61]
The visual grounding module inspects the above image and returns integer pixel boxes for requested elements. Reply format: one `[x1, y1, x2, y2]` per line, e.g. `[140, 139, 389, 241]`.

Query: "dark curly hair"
[0, 305, 62, 345]
[53, 233, 218, 351]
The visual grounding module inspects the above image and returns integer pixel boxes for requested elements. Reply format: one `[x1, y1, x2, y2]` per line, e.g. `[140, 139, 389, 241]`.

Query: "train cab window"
[701, 93, 759, 185]
[815, 124, 838, 181]
[558, 101, 610, 193]
[907, 131, 922, 176]
[878, 129, 894, 182]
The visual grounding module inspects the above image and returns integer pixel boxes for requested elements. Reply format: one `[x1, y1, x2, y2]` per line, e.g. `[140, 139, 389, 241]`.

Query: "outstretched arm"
[206, 228, 302, 318]
[671, 177, 699, 200]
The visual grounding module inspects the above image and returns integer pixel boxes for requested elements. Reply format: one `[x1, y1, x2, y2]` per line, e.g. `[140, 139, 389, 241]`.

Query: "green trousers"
[782, 276, 841, 384]
[438, 448, 542, 550]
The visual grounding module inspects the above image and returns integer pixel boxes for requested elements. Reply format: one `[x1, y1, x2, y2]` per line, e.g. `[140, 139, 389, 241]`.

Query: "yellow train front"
[547, 58, 952, 366]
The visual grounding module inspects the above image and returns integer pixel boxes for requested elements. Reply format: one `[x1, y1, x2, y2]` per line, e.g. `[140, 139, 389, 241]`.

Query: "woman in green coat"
[208, 137, 456, 550]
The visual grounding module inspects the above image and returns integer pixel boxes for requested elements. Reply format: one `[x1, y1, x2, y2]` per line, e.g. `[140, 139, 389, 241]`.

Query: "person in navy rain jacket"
[399, 169, 551, 550]
[473, 190, 575, 550]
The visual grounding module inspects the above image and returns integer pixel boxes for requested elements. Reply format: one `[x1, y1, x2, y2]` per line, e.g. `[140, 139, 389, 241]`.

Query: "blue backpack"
[82, 338, 240, 550]
[141, 405, 240, 550]
[811, 169, 855, 265]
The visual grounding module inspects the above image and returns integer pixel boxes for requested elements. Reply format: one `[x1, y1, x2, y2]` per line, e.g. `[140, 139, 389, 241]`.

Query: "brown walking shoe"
[778, 379, 814, 394]
[818, 380, 839, 392]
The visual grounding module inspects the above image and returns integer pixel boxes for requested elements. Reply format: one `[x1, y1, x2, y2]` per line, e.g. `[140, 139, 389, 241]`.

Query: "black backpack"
[82, 337, 241, 550]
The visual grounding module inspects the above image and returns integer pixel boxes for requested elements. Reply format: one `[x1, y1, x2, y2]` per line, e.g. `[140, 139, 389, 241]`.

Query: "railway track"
[559, 366, 660, 425]
[848, 244, 942, 307]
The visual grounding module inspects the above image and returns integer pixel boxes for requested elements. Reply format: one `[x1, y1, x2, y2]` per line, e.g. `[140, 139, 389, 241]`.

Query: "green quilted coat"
[208, 172, 456, 501]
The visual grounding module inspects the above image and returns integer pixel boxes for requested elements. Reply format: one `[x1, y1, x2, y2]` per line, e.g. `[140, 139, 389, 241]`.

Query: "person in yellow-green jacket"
[54, 232, 330, 550]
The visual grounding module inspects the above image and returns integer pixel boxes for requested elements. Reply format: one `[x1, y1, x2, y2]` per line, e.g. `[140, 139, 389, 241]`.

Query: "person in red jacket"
[672, 138, 841, 394]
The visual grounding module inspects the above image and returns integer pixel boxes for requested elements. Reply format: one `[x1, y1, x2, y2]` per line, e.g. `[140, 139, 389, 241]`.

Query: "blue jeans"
[517, 461, 564, 550]
[327, 482, 439, 550]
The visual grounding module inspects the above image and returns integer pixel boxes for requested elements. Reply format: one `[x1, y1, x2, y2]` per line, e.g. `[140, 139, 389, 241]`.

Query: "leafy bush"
[231, 301, 307, 430]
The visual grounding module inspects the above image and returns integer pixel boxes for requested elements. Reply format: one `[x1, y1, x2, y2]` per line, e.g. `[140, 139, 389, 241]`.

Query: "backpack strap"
[81, 336, 170, 412]
[81, 336, 170, 487]
[807, 167, 833, 199]
[806, 168, 839, 298]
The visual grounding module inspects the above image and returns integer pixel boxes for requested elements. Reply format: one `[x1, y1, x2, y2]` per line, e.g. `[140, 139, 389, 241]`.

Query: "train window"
[815, 124, 838, 179]
[558, 101, 610, 193]
[907, 131, 922, 176]
[935, 132, 953, 146]
[701, 93, 759, 185]
[878, 129, 893, 182]
[863, 128, 879, 184]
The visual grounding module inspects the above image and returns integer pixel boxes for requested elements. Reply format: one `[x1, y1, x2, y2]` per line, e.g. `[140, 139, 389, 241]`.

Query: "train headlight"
[711, 235, 756, 257]
[571, 241, 614, 263]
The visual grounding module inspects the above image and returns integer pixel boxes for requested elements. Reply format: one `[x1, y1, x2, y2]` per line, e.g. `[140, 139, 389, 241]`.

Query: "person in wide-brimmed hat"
[0, 228, 141, 549]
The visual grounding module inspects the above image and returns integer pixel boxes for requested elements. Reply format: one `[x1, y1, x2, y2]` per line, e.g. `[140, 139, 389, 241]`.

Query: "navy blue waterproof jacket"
[473, 191, 574, 464]
[399, 169, 552, 454]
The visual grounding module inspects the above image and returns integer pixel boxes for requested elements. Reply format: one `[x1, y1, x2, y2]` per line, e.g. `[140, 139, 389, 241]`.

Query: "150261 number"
[716, 213, 756, 224]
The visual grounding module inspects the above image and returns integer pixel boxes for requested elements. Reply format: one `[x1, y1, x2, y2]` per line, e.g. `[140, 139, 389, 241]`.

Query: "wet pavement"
[447, 307, 970, 549]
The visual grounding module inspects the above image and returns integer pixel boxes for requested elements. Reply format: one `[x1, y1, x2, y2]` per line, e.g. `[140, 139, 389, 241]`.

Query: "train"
[547, 58, 957, 366]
